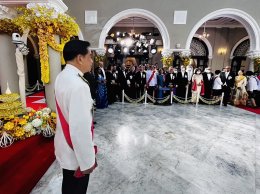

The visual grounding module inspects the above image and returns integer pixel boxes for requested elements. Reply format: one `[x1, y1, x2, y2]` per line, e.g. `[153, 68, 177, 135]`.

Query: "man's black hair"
[63, 40, 90, 62]
[215, 70, 221, 74]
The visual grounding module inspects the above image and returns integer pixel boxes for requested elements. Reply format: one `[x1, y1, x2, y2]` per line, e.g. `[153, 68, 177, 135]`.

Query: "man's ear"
[76, 54, 83, 65]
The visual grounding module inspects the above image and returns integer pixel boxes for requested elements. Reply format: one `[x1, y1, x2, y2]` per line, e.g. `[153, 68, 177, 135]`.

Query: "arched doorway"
[186, 8, 260, 51]
[190, 37, 209, 71]
[230, 37, 250, 73]
[186, 8, 260, 72]
[105, 17, 164, 67]
[99, 9, 170, 50]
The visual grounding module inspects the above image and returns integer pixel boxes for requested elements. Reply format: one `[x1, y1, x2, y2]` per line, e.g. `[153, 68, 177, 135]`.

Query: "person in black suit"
[176, 66, 188, 98]
[126, 66, 136, 99]
[220, 66, 235, 106]
[135, 65, 146, 98]
[83, 71, 97, 100]
[106, 64, 116, 104]
[202, 67, 214, 99]
[117, 63, 128, 100]
[165, 67, 178, 91]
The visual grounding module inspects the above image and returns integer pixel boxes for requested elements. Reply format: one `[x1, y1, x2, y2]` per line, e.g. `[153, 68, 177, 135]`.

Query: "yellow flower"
[14, 127, 25, 138]
[23, 115, 29, 120]
[19, 119, 27, 125]
[51, 112, 57, 118]
[9, 115, 15, 119]
[4, 122, 14, 131]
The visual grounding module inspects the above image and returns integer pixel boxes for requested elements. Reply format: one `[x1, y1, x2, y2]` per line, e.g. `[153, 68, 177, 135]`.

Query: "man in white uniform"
[55, 40, 97, 194]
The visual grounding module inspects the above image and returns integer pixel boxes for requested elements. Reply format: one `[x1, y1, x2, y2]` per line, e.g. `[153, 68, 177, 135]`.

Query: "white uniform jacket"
[54, 64, 95, 171]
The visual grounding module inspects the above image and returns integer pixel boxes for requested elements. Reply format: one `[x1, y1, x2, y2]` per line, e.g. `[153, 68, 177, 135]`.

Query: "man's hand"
[82, 160, 98, 174]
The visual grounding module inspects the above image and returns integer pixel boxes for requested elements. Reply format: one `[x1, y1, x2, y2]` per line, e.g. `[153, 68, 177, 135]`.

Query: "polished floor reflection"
[31, 103, 259, 194]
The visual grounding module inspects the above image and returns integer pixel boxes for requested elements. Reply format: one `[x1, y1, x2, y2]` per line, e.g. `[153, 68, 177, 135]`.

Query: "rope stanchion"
[199, 96, 222, 105]
[26, 80, 43, 92]
[172, 95, 192, 103]
[122, 89, 125, 104]
[124, 94, 145, 103]
[157, 95, 170, 104]
[170, 91, 173, 104]
[185, 84, 189, 103]
[144, 90, 148, 104]
[220, 92, 224, 106]
[147, 94, 156, 103]
[196, 93, 200, 106]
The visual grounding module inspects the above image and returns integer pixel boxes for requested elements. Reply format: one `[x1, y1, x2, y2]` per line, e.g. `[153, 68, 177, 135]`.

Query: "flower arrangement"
[94, 55, 105, 63]
[161, 49, 174, 68]
[161, 56, 174, 68]
[0, 18, 21, 35]
[254, 57, 260, 65]
[182, 57, 191, 66]
[13, 6, 79, 83]
[0, 107, 56, 148]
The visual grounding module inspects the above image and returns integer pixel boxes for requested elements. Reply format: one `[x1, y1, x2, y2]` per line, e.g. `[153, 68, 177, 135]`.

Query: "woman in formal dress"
[96, 68, 108, 109]
[191, 68, 204, 103]
[233, 70, 248, 106]
[157, 68, 165, 98]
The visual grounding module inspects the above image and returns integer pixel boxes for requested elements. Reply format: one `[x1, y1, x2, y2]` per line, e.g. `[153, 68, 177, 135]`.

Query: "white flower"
[24, 123, 33, 132]
[25, 107, 34, 113]
[36, 111, 43, 116]
[35, 12, 41, 17]
[42, 107, 51, 114]
[30, 128, 36, 136]
[42, 112, 50, 118]
[32, 118, 42, 128]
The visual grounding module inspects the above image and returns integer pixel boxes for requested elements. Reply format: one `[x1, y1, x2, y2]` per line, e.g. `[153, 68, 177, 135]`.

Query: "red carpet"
[26, 91, 47, 110]
[0, 135, 55, 194]
[236, 105, 260, 114]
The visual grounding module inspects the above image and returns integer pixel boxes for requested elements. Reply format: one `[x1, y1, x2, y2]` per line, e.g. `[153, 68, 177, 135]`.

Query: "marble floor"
[31, 103, 260, 194]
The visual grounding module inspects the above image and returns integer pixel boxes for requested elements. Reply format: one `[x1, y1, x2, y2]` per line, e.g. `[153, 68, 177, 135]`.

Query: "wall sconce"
[218, 48, 227, 55]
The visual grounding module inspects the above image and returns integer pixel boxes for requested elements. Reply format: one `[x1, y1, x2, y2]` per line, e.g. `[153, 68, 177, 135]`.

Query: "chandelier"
[199, 22, 209, 39]
[106, 17, 157, 55]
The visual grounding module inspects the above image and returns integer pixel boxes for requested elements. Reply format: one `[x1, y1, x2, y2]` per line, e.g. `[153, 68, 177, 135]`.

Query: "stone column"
[45, 35, 61, 111]
[247, 50, 260, 72]
[0, 5, 18, 94]
[0, 34, 19, 94]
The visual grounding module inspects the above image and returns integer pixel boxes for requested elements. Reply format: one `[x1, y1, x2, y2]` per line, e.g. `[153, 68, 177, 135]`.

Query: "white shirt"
[213, 75, 222, 90]
[146, 70, 157, 86]
[100, 67, 106, 80]
[247, 76, 258, 92]
[207, 73, 212, 80]
[186, 69, 193, 81]
[54, 64, 95, 171]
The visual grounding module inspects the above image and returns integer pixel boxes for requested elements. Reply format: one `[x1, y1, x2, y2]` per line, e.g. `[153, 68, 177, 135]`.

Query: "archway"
[193, 34, 213, 59]
[99, 9, 170, 50]
[186, 8, 260, 51]
[230, 36, 250, 72]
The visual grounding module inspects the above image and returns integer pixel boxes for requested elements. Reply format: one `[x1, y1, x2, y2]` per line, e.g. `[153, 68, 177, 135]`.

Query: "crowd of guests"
[84, 62, 260, 108]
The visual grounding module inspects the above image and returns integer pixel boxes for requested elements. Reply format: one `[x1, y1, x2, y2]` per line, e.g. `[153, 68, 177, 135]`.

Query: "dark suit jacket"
[83, 72, 97, 100]
[126, 71, 136, 87]
[202, 72, 214, 88]
[135, 71, 146, 86]
[176, 72, 188, 86]
[165, 73, 177, 87]
[220, 71, 235, 88]
[118, 70, 127, 89]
